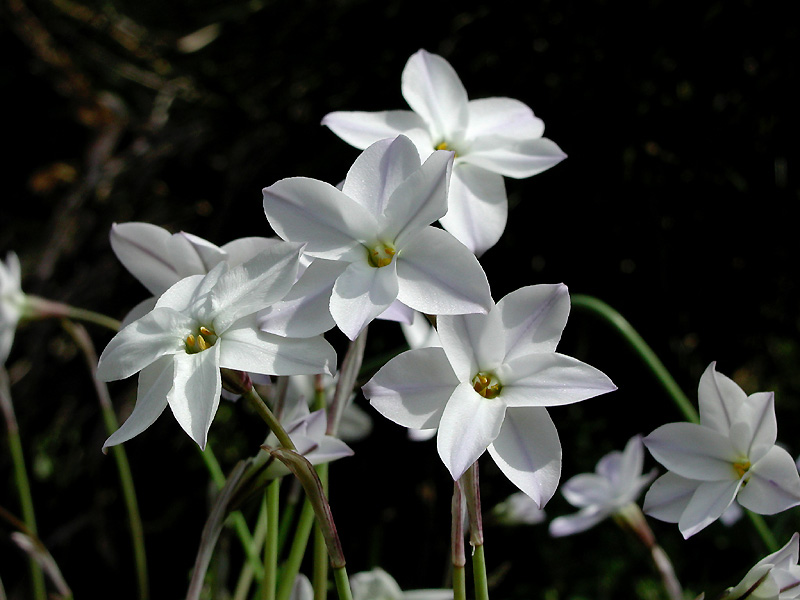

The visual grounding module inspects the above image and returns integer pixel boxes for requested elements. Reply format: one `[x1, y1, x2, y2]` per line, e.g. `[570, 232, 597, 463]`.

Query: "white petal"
[401, 49, 469, 143]
[120, 297, 157, 329]
[438, 165, 507, 257]
[342, 135, 421, 217]
[643, 472, 699, 523]
[350, 568, 404, 600]
[738, 391, 777, 462]
[321, 109, 429, 150]
[614, 434, 647, 493]
[697, 361, 749, 433]
[678, 480, 740, 538]
[403, 591, 454, 600]
[259, 258, 344, 338]
[167, 231, 226, 277]
[560, 473, 613, 508]
[263, 177, 378, 259]
[377, 299, 414, 324]
[220, 315, 336, 376]
[496, 283, 570, 362]
[437, 382, 507, 480]
[466, 97, 545, 141]
[208, 243, 303, 332]
[330, 259, 399, 340]
[395, 227, 492, 317]
[739, 446, 800, 514]
[436, 310, 503, 381]
[497, 353, 616, 407]
[401, 311, 441, 350]
[364, 347, 458, 430]
[464, 136, 566, 179]
[155, 274, 207, 313]
[488, 406, 561, 508]
[102, 357, 172, 450]
[220, 236, 286, 265]
[383, 148, 453, 247]
[168, 344, 222, 449]
[549, 506, 608, 537]
[97, 308, 192, 381]
[643, 422, 739, 481]
[110, 222, 180, 295]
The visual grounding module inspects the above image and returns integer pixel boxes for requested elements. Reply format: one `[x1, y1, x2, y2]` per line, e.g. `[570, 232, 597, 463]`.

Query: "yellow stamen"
[733, 459, 751, 479]
[200, 326, 214, 337]
[196, 335, 209, 351]
[368, 243, 396, 268]
[435, 141, 449, 151]
[186, 334, 196, 347]
[472, 372, 502, 399]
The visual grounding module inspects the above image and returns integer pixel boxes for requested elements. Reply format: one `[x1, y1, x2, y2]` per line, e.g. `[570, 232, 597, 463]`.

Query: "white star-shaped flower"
[322, 49, 566, 256]
[363, 283, 616, 506]
[0, 252, 25, 364]
[263, 134, 492, 340]
[724, 533, 800, 600]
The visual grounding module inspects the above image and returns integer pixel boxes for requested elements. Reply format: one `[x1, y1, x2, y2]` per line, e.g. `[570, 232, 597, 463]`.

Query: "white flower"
[493, 491, 547, 526]
[97, 244, 337, 450]
[643, 362, 800, 538]
[0, 252, 25, 364]
[322, 49, 566, 256]
[364, 283, 616, 506]
[263, 134, 493, 340]
[724, 533, 800, 600]
[549, 435, 656, 536]
[350, 568, 453, 600]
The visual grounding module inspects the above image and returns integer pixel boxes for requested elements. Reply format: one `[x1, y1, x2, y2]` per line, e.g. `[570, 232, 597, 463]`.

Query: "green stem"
[471, 544, 489, 600]
[313, 464, 330, 600]
[453, 567, 466, 600]
[332, 566, 353, 600]
[0, 369, 46, 600]
[571, 294, 699, 423]
[25, 295, 121, 332]
[244, 388, 296, 450]
[232, 500, 270, 600]
[276, 498, 316, 600]
[747, 511, 779, 553]
[263, 481, 280, 600]
[451, 481, 466, 600]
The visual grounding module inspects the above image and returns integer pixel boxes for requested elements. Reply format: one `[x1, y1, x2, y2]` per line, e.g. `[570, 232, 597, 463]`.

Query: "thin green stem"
[451, 481, 466, 600]
[471, 544, 489, 600]
[571, 294, 699, 423]
[313, 464, 330, 600]
[0, 369, 46, 600]
[453, 566, 466, 600]
[25, 295, 121, 332]
[332, 566, 353, 600]
[748, 511, 779, 553]
[276, 498, 316, 600]
[263, 481, 280, 600]
[244, 387, 296, 450]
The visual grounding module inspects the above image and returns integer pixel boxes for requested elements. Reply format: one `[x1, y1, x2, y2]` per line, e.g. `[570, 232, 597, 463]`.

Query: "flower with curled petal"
[643, 363, 800, 538]
[364, 283, 616, 506]
[723, 533, 800, 600]
[97, 243, 337, 450]
[322, 49, 565, 256]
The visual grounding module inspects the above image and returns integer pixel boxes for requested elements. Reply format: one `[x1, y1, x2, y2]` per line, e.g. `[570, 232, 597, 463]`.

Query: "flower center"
[435, 141, 458, 158]
[732, 458, 751, 480]
[185, 326, 218, 354]
[472, 372, 502, 399]
[367, 243, 396, 268]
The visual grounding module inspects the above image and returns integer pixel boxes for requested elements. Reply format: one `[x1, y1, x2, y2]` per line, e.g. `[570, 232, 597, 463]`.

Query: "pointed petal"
[488, 406, 561, 508]
[739, 446, 800, 514]
[168, 344, 222, 449]
[698, 361, 749, 433]
[437, 381, 506, 480]
[464, 136, 566, 179]
[549, 506, 608, 537]
[643, 472, 699, 523]
[97, 308, 193, 381]
[168, 231, 227, 277]
[155, 274, 207, 313]
[321, 109, 430, 150]
[614, 434, 647, 492]
[436, 309, 503, 381]
[220, 237, 286, 265]
[678, 480, 740, 538]
[401, 49, 468, 142]
[120, 297, 157, 329]
[364, 347, 458, 430]
[330, 259, 399, 340]
[110, 222, 180, 295]
[466, 97, 545, 141]
[208, 243, 303, 332]
[395, 227, 492, 317]
[496, 283, 571, 362]
[644, 423, 739, 481]
[560, 473, 613, 508]
[263, 177, 378, 259]
[341, 135, 421, 216]
[438, 165, 507, 257]
[103, 357, 172, 450]
[401, 311, 441, 350]
[220, 315, 336, 376]
[497, 353, 616, 407]
[739, 391, 777, 461]
[377, 299, 414, 324]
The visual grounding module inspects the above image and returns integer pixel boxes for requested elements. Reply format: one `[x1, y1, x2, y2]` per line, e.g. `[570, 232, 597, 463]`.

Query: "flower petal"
[496, 283, 570, 362]
[167, 231, 227, 277]
[497, 353, 616, 407]
[321, 109, 430, 150]
[436, 309, 503, 380]
[738, 391, 777, 462]
[644, 422, 739, 481]
[697, 361, 749, 433]
[97, 307, 192, 381]
[437, 381, 507, 480]
[678, 479, 740, 538]
[560, 473, 613, 508]
[110, 222, 180, 295]
[395, 227, 492, 317]
[488, 406, 561, 508]
[167, 344, 222, 449]
[438, 165, 507, 257]
[401, 49, 469, 143]
[220, 236, 286, 265]
[330, 259, 399, 340]
[643, 472, 699, 523]
[102, 357, 172, 450]
[465, 97, 545, 141]
[464, 136, 566, 179]
[549, 506, 608, 537]
[739, 446, 800, 515]
[364, 347, 458, 430]
[220, 315, 336, 376]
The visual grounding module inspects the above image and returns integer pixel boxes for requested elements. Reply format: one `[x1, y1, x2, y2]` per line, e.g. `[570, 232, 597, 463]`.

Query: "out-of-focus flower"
[263, 134, 492, 340]
[350, 568, 453, 600]
[644, 363, 800, 538]
[493, 491, 547, 526]
[365, 283, 616, 506]
[549, 435, 656, 536]
[97, 245, 336, 450]
[323, 49, 565, 256]
[0, 252, 25, 364]
[723, 533, 800, 600]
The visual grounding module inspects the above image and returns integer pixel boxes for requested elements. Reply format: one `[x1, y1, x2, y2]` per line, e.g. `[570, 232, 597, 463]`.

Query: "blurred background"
[1, 0, 799, 598]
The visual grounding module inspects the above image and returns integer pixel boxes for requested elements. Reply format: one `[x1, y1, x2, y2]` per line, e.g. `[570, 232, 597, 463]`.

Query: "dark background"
[2, 0, 799, 598]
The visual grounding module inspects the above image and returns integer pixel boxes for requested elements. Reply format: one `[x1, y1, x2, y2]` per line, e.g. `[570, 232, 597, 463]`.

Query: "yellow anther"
[472, 372, 502, 399]
[186, 334, 196, 347]
[200, 326, 214, 337]
[367, 243, 396, 268]
[733, 459, 751, 479]
[196, 335, 209, 351]
[435, 141, 449, 151]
